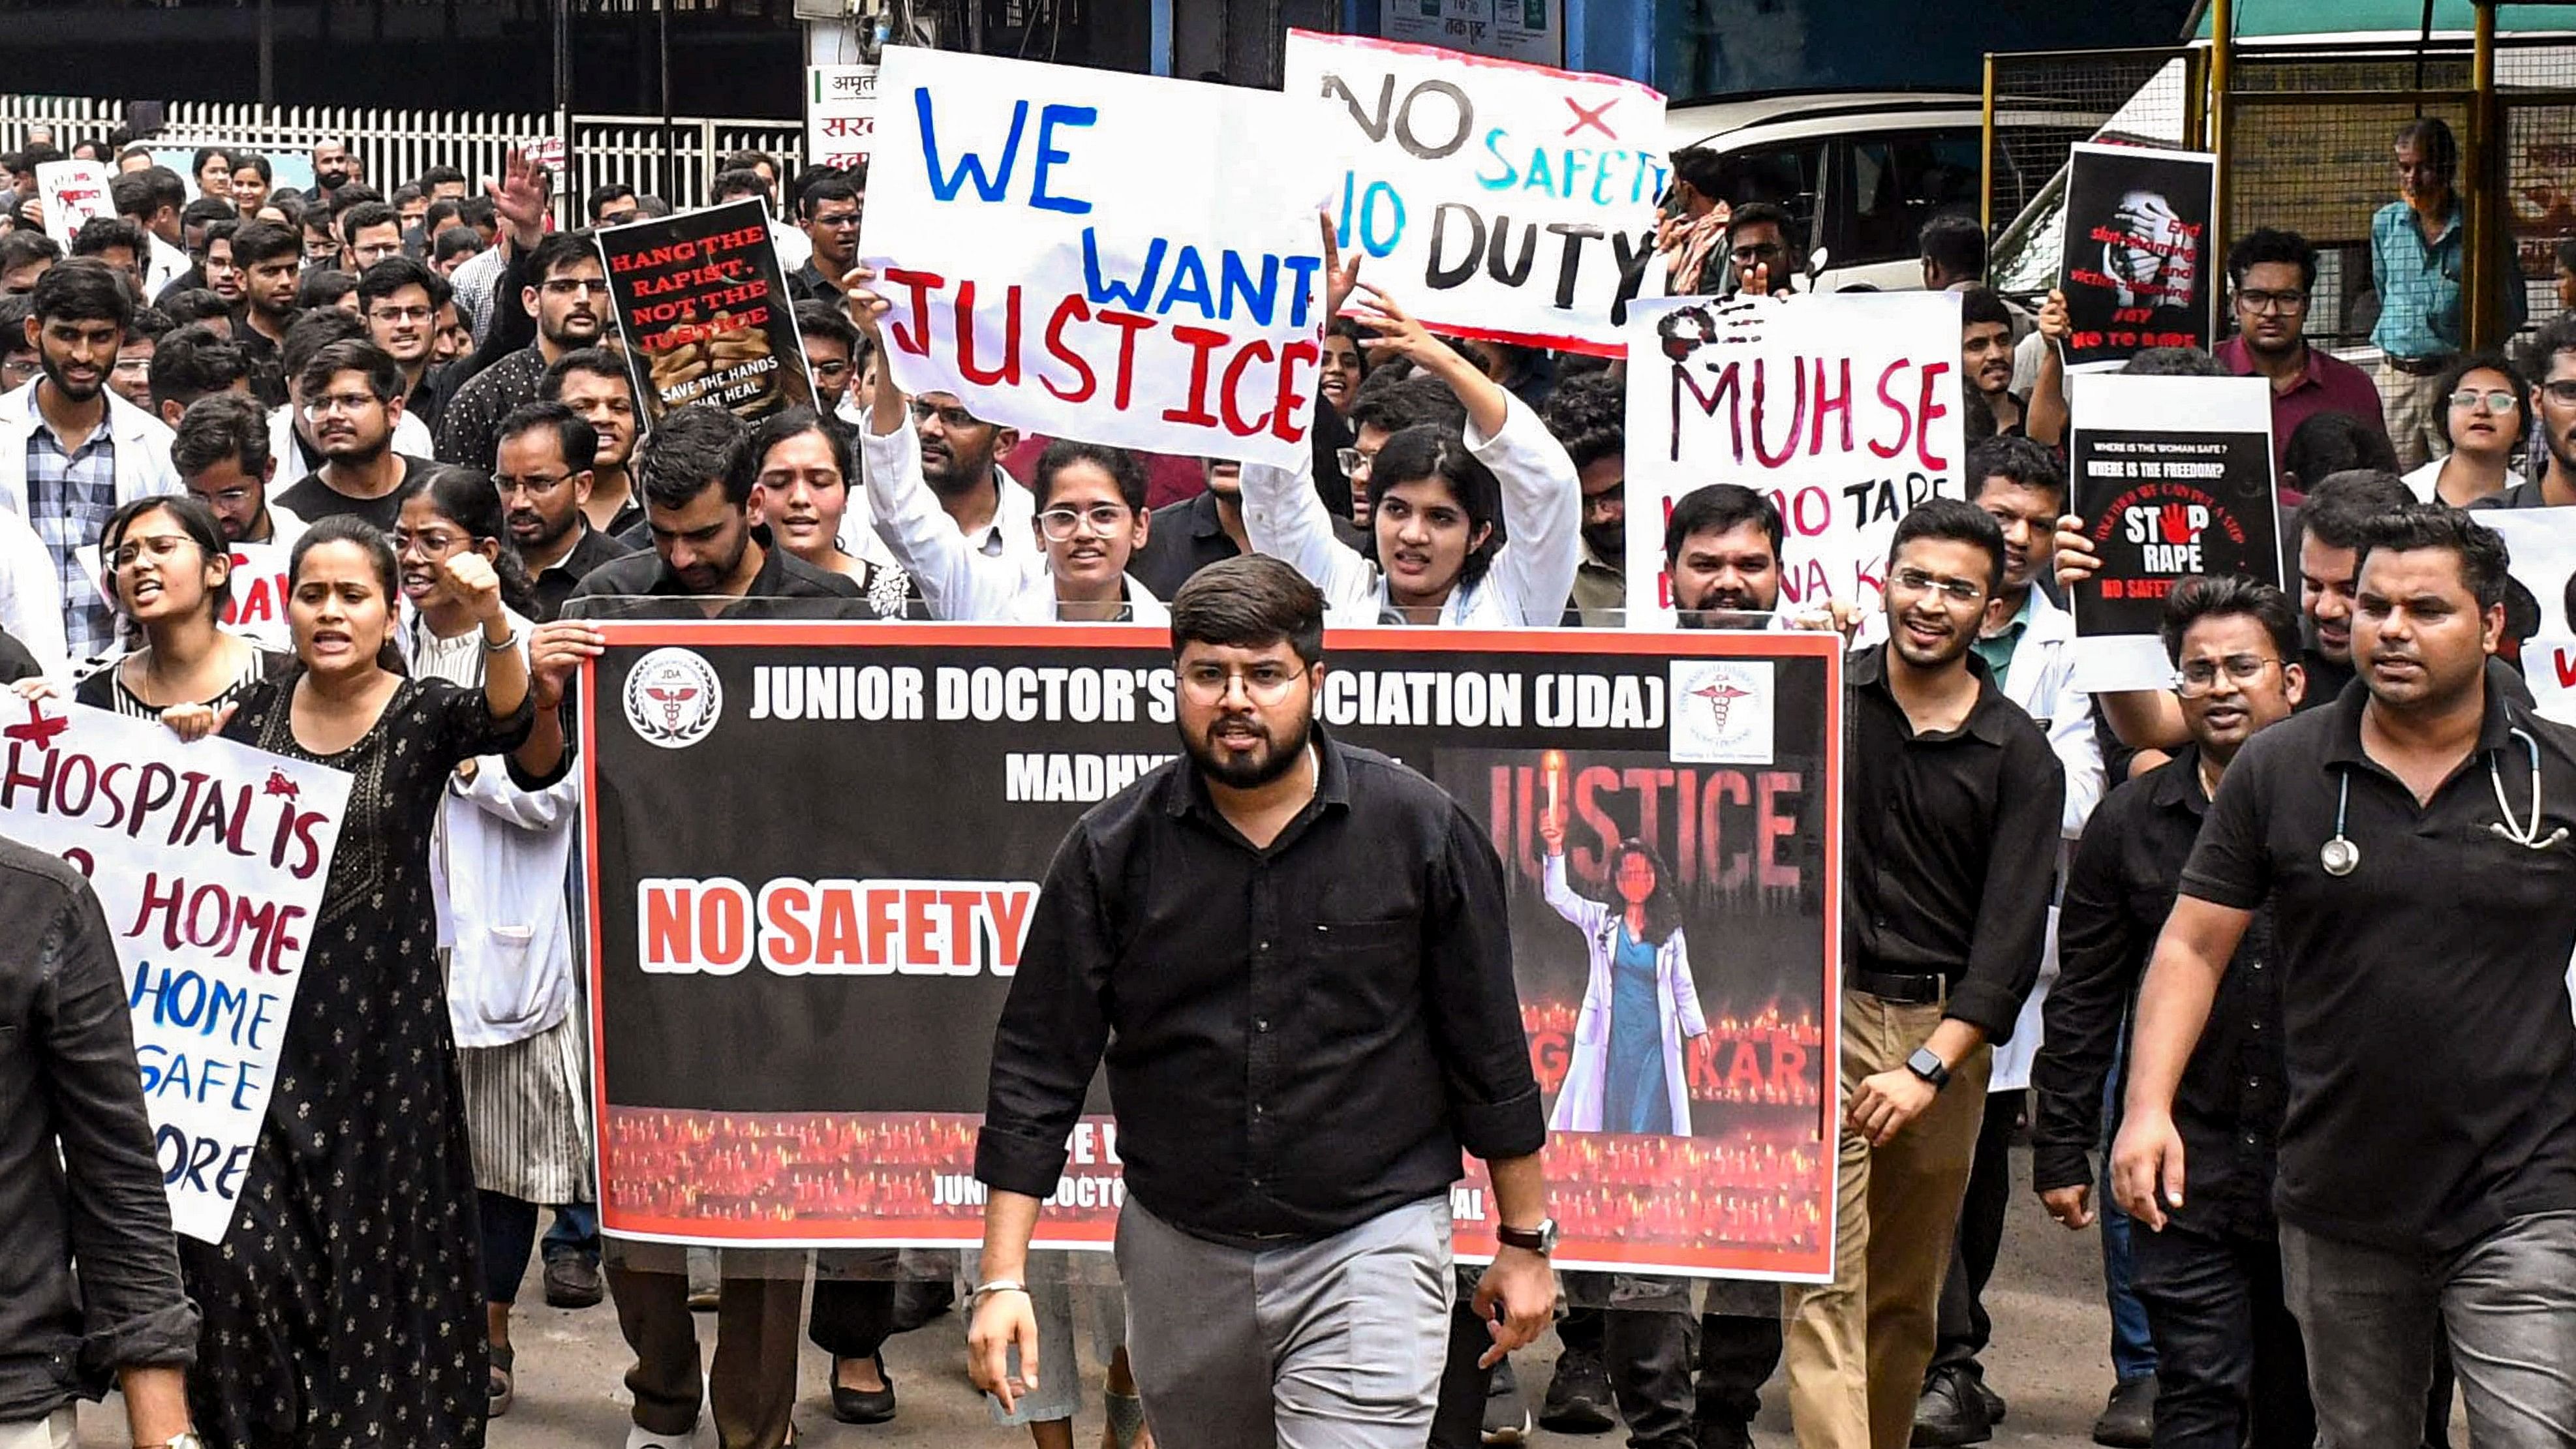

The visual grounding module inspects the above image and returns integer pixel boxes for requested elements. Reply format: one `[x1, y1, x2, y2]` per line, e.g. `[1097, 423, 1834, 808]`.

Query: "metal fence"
[0, 94, 808, 221]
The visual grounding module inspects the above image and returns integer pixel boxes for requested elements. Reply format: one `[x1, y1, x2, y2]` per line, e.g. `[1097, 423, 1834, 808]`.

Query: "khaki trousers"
[1783, 988, 1995, 1449]
[609, 1265, 805, 1449]
[2378, 360, 2451, 472]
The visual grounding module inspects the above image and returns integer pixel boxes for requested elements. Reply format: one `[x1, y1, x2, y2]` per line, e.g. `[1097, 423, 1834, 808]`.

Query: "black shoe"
[541, 1252, 603, 1309]
[1536, 1347, 1617, 1435]
[2091, 1375, 2156, 1449]
[1481, 1357, 1531, 1445]
[887, 1278, 954, 1334]
[1695, 1419, 1755, 1449]
[828, 1354, 897, 1425]
[1911, 1367, 1994, 1448]
[1973, 1373, 2006, 1425]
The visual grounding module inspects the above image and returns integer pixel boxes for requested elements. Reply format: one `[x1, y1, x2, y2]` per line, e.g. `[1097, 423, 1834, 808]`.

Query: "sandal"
[1104, 1388, 1146, 1449]
[488, 1343, 515, 1418]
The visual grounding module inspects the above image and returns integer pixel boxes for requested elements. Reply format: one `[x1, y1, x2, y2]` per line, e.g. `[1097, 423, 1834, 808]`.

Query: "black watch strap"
[1906, 1046, 1951, 1090]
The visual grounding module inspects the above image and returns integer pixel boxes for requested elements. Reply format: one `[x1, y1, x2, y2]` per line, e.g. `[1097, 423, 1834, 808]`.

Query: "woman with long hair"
[748, 407, 909, 617]
[159, 512, 570, 1449]
[46, 496, 291, 717]
[397, 465, 590, 1419]
[1540, 813, 1707, 1135]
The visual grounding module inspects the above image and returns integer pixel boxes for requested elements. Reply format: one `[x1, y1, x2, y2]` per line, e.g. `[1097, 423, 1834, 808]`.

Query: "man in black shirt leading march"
[2037, 576, 2315, 1449]
[2116, 507, 2576, 1446]
[969, 555, 1554, 1448]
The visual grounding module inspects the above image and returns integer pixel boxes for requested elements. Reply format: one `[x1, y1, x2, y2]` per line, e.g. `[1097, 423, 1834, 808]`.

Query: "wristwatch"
[1495, 1218, 1559, 1256]
[1905, 1046, 1952, 1091]
[140, 1435, 205, 1449]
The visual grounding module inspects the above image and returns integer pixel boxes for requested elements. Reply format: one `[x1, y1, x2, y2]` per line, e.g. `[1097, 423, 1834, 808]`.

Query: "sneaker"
[1482, 1357, 1531, 1445]
[2091, 1375, 2156, 1449]
[1537, 1347, 1617, 1434]
[624, 1422, 698, 1449]
[543, 1253, 604, 1309]
[1910, 1366, 1993, 1448]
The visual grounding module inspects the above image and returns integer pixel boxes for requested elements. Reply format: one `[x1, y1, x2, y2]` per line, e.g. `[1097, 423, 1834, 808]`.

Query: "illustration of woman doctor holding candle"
[1539, 750, 1708, 1135]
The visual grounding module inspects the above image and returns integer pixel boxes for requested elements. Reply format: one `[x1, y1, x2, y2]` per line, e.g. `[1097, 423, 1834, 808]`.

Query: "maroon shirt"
[2216, 335, 2391, 488]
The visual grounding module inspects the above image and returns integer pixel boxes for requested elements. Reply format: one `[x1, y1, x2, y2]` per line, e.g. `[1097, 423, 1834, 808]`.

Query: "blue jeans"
[545, 1202, 600, 1263]
[2100, 1066, 2158, 1382]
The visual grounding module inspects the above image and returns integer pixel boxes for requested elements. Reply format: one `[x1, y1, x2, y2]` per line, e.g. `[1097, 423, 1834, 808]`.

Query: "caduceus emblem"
[1691, 679, 1753, 732]
[645, 684, 699, 731]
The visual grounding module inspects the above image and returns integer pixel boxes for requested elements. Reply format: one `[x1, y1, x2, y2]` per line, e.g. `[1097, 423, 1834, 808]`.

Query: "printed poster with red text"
[583, 625, 1841, 1281]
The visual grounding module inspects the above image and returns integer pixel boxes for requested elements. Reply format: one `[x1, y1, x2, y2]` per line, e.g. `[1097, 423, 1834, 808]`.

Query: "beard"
[1582, 519, 1624, 562]
[1181, 707, 1313, 790]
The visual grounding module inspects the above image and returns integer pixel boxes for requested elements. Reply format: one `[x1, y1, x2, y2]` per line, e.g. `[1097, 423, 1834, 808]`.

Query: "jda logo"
[624, 648, 724, 750]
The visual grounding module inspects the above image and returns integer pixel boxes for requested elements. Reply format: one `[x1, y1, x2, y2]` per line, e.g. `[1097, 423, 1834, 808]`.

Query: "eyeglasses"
[0, 359, 33, 385]
[301, 391, 380, 418]
[2236, 288, 2308, 313]
[2449, 388, 2519, 413]
[808, 211, 861, 230]
[1179, 661, 1309, 703]
[110, 533, 199, 569]
[540, 277, 611, 297]
[391, 527, 467, 557]
[1336, 446, 1376, 478]
[1730, 241, 1783, 262]
[495, 472, 570, 496]
[192, 487, 253, 506]
[111, 356, 151, 376]
[369, 305, 434, 324]
[1888, 567, 1985, 604]
[811, 359, 853, 380]
[2173, 654, 2280, 696]
[2539, 380, 2576, 405]
[1036, 503, 1131, 541]
[908, 399, 982, 429]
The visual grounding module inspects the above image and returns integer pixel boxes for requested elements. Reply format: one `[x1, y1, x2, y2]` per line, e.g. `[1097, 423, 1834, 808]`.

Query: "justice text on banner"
[581, 623, 1842, 1282]
[1282, 29, 1665, 356]
[0, 695, 350, 1243]
[857, 46, 1343, 467]
[1622, 290, 1965, 622]
[597, 198, 816, 425]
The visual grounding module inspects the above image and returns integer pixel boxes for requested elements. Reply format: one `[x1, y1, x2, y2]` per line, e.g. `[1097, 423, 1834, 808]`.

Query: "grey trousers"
[2281, 1210, 2576, 1449]
[1117, 1195, 1454, 1449]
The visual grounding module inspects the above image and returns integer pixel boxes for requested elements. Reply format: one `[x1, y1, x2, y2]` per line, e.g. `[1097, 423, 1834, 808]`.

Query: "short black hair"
[2121, 346, 2228, 378]
[294, 267, 355, 313]
[2159, 574, 2301, 667]
[720, 149, 780, 177]
[2433, 350, 2528, 449]
[281, 309, 366, 383]
[172, 391, 272, 478]
[711, 168, 767, 204]
[1890, 496, 2006, 592]
[0, 297, 30, 354]
[2528, 313, 2576, 381]
[388, 183, 424, 208]
[1032, 439, 1148, 512]
[126, 305, 172, 344]
[540, 346, 631, 400]
[229, 219, 301, 269]
[2395, 116, 2459, 177]
[1965, 435, 2066, 510]
[432, 226, 485, 267]
[149, 324, 247, 414]
[1663, 483, 1783, 569]
[586, 181, 638, 222]
[29, 258, 132, 328]
[1541, 370, 1622, 471]
[355, 255, 450, 312]
[1171, 555, 1326, 667]
[1918, 213, 1986, 281]
[1959, 284, 2012, 332]
[2282, 412, 2400, 492]
[1668, 145, 1725, 198]
[2556, 237, 2576, 275]
[746, 406, 850, 491]
[641, 403, 755, 510]
[2297, 468, 2412, 551]
[1726, 201, 1794, 242]
[180, 196, 236, 233]
[416, 164, 467, 191]
[295, 337, 401, 404]
[70, 216, 147, 262]
[455, 196, 497, 231]
[158, 288, 234, 328]
[232, 153, 273, 184]
[0, 231, 61, 275]
[793, 299, 860, 358]
[337, 200, 398, 243]
[797, 177, 860, 219]
[525, 229, 597, 283]
[2356, 503, 2507, 611]
[325, 183, 383, 217]
[422, 198, 461, 235]
[496, 399, 599, 474]
[2225, 226, 2318, 292]
[1345, 369, 1467, 436]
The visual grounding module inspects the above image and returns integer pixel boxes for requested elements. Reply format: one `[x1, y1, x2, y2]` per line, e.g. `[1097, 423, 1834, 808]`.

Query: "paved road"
[78, 1149, 2147, 1448]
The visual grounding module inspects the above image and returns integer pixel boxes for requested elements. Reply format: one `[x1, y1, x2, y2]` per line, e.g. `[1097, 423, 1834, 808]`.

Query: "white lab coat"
[0, 506, 66, 671]
[859, 418, 1165, 622]
[0, 380, 179, 526]
[1240, 392, 1581, 628]
[415, 611, 583, 1048]
[1544, 853, 1709, 1135]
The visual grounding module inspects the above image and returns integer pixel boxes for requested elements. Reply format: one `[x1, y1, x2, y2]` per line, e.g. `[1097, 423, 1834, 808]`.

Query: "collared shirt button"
[1255, 1018, 1270, 1033]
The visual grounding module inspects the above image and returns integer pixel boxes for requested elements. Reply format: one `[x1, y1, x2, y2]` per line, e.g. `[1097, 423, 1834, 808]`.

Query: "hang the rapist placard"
[582, 624, 1843, 1281]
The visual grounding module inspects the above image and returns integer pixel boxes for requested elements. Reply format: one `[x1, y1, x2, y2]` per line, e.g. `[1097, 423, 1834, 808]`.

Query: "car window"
[1709, 140, 1824, 246]
[1835, 129, 1984, 269]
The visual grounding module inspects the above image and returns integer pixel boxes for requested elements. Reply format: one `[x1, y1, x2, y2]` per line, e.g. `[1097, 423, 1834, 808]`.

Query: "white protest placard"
[807, 64, 880, 172]
[2481, 508, 2576, 725]
[0, 695, 349, 1242]
[37, 160, 114, 247]
[1382, 0, 1567, 65]
[73, 541, 295, 652]
[1283, 30, 1664, 356]
[1623, 291, 1966, 623]
[859, 46, 1342, 466]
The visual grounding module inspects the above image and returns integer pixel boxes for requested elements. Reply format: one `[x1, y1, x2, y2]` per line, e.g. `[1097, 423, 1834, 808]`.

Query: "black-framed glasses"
[2539, 380, 2576, 405]
[908, 399, 982, 429]
[2235, 288, 2307, 313]
[2173, 654, 2280, 695]
[1730, 241, 1783, 263]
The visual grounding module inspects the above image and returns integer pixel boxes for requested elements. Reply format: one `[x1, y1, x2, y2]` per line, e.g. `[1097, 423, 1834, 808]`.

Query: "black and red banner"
[581, 624, 1842, 1280]
[2057, 143, 2218, 370]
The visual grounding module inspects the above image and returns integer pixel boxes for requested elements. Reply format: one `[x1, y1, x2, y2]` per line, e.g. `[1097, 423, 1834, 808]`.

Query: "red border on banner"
[581, 623, 1843, 1280]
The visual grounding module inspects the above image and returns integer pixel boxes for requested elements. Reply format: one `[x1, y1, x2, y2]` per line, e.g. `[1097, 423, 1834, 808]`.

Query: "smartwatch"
[1495, 1218, 1559, 1256]
[1905, 1046, 1952, 1091]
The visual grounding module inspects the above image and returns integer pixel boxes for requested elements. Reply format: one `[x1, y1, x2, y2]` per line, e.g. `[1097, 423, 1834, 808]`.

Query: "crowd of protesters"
[5, 98, 2576, 1449]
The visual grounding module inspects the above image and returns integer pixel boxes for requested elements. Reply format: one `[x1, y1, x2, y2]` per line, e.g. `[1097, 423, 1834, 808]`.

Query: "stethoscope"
[2322, 720, 2571, 876]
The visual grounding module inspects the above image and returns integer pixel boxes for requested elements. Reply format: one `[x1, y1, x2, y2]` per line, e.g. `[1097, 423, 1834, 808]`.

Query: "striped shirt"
[22, 402, 119, 660]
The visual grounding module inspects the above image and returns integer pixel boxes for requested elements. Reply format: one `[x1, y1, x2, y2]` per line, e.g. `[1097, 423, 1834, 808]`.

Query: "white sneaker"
[622, 1420, 701, 1449]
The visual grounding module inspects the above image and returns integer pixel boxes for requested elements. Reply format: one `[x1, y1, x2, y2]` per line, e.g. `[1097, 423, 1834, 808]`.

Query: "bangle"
[973, 1278, 1029, 1301]
[481, 628, 521, 654]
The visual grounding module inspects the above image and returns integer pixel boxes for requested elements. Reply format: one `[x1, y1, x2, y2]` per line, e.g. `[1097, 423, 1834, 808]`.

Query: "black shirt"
[276, 453, 429, 532]
[0, 630, 41, 685]
[2181, 673, 2576, 1251]
[433, 344, 549, 472]
[1845, 645, 2064, 1042]
[2036, 745, 2284, 1236]
[530, 522, 641, 623]
[975, 728, 1545, 1245]
[562, 538, 866, 620]
[1131, 488, 1366, 602]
